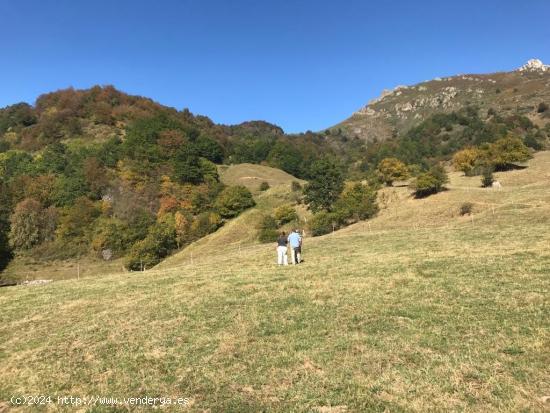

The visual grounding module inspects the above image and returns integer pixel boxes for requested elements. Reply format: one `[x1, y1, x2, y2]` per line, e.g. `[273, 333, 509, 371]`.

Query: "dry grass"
[218, 163, 304, 194]
[0, 153, 549, 412]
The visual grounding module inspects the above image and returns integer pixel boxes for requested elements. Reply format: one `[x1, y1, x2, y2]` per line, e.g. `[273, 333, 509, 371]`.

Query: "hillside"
[1, 152, 548, 412]
[159, 164, 308, 269]
[218, 163, 304, 194]
[332, 59, 550, 143]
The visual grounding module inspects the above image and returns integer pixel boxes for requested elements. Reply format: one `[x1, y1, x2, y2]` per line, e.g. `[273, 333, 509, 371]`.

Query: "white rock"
[518, 59, 549, 72]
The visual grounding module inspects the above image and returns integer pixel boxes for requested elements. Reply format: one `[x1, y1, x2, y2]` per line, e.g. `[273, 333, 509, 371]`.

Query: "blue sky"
[1, 0, 549, 133]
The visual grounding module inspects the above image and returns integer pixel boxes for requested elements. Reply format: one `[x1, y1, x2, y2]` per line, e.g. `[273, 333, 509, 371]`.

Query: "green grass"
[0, 154, 549, 412]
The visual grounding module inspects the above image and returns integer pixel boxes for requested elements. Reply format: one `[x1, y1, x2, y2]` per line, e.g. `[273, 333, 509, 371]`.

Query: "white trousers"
[277, 246, 288, 265]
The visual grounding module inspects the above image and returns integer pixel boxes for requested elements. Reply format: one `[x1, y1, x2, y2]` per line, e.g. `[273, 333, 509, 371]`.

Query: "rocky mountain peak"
[518, 58, 549, 72]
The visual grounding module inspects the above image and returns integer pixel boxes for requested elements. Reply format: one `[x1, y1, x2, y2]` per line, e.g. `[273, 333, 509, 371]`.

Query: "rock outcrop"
[518, 59, 549, 73]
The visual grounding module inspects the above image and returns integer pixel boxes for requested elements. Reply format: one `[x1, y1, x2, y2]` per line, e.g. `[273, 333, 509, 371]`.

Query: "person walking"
[288, 229, 302, 265]
[276, 231, 288, 266]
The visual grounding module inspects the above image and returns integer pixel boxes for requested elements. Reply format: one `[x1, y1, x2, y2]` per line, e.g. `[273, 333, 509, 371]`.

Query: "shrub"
[481, 167, 494, 188]
[459, 202, 473, 216]
[487, 135, 531, 170]
[377, 158, 409, 186]
[257, 215, 278, 243]
[214, 186, 255, 218]
[334, 183, 378, 223]
[537, 102, 548, 113]
[412, 165, 449, 198]
[273, 204, 298, 226]
[259, 181, 270, 191]
[258, 228, 278, 243]
[524, 133, 544, 151]
[452, 147, 484, 175]
[309, 211, 341, 236]
[125, 222, 177, 270]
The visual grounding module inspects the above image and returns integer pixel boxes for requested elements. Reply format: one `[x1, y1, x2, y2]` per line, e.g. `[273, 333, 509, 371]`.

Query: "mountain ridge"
[331, 59, 550, 142]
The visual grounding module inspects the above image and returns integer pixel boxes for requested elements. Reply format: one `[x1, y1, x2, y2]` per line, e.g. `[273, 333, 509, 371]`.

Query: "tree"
[487, 135, 531, 170]
[172, 145, 203, 184]
[267, 141, 304, 177]
[452, 147, 484, 175]
[8, 199, 50, 250]
[377, 158, 409, 186]
[125, 221, 177, 270]
[412, 165, 449, 198]
[214, 186, 255, 218]
[303, 157, 344, 212]
[56, 197, 99, 243]
[309, 211, 341, 236]
[334, 183, 378, 222]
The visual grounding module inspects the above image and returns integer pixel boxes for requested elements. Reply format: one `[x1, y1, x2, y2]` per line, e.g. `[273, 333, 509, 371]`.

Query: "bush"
[125, 222, 177, 270]
[334, 183, 378, 223]
[214, 186, 255, 218]
[481, 167, 494, 188]
[459, 202, 473, 216]
[273, 204, 298, 226]
[309, 211, 341, 236]
[257, 215, 278, 243]
[537, 102, 548, 113]
[487, 135, 531, 170]
[259, 181, 270, 191]
[258, 228, 278, 243]
[412, 165, 449, 198]
[377, 158, 409, 186]
[452, 147, 484, 175]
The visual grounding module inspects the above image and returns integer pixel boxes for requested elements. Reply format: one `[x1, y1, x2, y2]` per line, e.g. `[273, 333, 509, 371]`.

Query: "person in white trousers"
[276, 232, 288, 265]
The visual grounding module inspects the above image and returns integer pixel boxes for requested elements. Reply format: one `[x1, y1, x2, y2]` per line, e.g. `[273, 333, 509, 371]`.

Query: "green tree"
[334, 183, 378, 222]
[303, 157, 344, 212]
[172, 145, 203, 184]
[412, 165, 449, 198]
[125, 221, 177, 270]
[214, 186, 255, 218]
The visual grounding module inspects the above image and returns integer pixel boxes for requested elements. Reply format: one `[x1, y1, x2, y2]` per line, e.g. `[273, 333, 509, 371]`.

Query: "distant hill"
[331, 59, 550, 143]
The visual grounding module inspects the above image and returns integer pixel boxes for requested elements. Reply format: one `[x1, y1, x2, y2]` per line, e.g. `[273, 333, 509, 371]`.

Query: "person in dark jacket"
[276, 232, 288, 265]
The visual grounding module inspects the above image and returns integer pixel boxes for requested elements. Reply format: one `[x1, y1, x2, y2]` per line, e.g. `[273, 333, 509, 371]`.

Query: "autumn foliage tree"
[377, 158, 409, 186]
[8, 199, 53, 251]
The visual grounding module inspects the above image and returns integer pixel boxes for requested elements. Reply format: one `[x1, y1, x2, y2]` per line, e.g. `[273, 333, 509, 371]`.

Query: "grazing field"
[0, 153, 549, 412]
[218, 163, 304, 194]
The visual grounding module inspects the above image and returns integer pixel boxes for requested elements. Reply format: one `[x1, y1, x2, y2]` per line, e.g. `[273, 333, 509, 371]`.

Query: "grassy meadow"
[0, 153, 549, 412]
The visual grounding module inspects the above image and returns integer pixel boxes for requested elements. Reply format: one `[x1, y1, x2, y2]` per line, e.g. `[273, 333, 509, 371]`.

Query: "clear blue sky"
[1, 0, 549, 133]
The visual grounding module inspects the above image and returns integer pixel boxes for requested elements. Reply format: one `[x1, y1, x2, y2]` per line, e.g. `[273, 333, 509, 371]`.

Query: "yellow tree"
[377, 158, 409, 186]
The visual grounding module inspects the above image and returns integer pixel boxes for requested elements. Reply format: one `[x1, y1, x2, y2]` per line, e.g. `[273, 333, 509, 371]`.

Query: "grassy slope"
[218, 163, 303, 194]
[0, 154, 549, 412]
